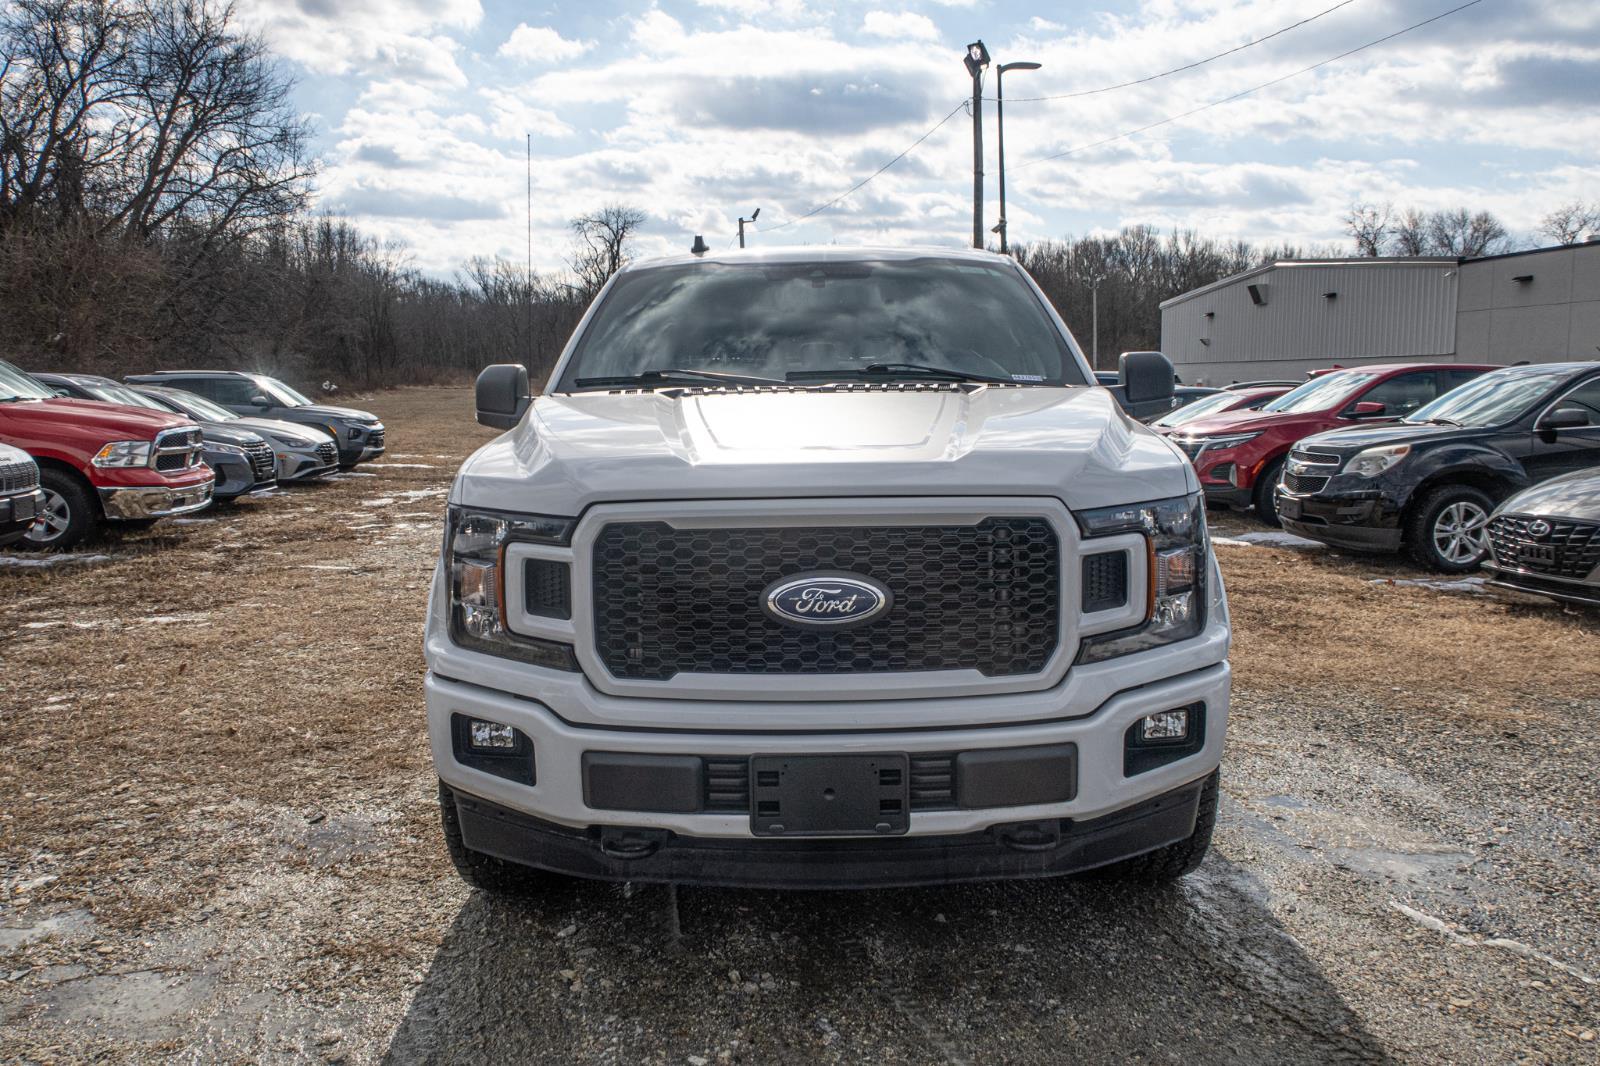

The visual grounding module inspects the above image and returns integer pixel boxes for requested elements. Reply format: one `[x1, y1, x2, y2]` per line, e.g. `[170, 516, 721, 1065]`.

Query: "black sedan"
[1274, 361, 1600, 571]
[1482, 469, 1600, 607]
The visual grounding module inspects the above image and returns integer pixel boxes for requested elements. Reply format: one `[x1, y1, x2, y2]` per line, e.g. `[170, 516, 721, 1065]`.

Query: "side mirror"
[1348, 401, 1387, 418]
[476, 363, 531, 430]
[1538, 406, 1590, 432]
[1120, 350, 1176, 409]
[248, 393, 272, 407]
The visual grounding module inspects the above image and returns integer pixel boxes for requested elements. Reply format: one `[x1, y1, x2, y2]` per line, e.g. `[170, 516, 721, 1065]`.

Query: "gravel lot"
[2, 385, 1598, 1063]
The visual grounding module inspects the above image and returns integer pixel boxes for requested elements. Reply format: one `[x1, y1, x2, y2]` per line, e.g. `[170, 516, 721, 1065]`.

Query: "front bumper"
[1276, 489, 1402, 551]
[97, 480, 214, 520]
[276, 450, 337, 481]
[210, 459, 276, 500]
[450, 771, 1212, 889]
[1, 488, 46, 545]
[427, 659, 1228, 856]
[1482, 562, 1600, 608]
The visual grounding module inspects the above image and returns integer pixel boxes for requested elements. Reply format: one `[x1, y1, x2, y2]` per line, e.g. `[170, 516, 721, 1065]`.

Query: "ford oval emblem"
[763, 573, 892, 628]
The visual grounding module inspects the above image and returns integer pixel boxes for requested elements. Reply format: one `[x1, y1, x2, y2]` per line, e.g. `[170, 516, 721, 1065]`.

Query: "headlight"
[1075, 493, 1208, 663]
[1187, 432, 1260, 451]
[347, 425, 364, 440]
[268, 433, 309, 448]
[91, 441, 153, 467]
[1345, 444, 1410, 477]
[447, 505, 578, 670]
[208, 443, 249, 458]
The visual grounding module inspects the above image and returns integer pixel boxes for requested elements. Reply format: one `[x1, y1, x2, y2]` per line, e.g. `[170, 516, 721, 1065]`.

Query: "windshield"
[1405, 368, 1569, 428]
[1261, 371, 1377, 414]
[1151, 392, 1240, 428]
[0, 361, 58, 401]
[556, 258, 1085, 391]
[82, 383, 169, 412]
[255, 376, 313, 406]
[161, 390, 238, 422]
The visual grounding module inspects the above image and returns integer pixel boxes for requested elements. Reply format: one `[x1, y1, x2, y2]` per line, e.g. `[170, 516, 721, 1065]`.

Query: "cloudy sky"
[235, 0, 1600, 276]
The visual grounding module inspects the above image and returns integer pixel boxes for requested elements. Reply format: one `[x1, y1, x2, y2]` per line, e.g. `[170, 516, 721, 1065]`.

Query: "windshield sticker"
[1011, 374, 1045, 382]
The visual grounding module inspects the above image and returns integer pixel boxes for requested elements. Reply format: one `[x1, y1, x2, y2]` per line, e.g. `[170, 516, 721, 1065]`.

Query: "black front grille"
[316, 441, 338, 465]
[1487, 515, 1600, 579]
[368, 427, 385, 449]
[592, 518, 1061, 680]
[244, 441, 275, 482]
[524, 559, 572, 619]
[1282, 472, 1330, 495]
[155, 452, 187, 471]
[0, 459, 39, 494]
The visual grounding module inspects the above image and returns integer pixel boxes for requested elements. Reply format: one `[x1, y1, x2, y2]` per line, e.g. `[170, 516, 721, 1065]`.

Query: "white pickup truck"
[424, 246, 1231, 892]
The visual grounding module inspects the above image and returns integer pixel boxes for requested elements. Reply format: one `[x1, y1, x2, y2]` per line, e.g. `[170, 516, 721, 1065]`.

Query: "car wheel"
[1405, 484, 1493, 573]
[437, 780, 561, 897]
[24, 470, 99, 551]
[1089, 770, 1218, 883]
[1252, 457, 1285, 527]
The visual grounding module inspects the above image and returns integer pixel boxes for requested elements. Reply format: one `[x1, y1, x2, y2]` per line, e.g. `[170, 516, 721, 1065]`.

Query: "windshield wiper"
[574, 368, 786, 389]
[1411, 416, 1462, 427]
[787, 362, 1019, 385]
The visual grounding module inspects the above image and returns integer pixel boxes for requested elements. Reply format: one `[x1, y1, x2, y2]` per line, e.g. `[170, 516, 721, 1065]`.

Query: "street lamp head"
[998, 61, 1043, 74]
[750, 207, 760, 221]
[963, 40, 990, 77]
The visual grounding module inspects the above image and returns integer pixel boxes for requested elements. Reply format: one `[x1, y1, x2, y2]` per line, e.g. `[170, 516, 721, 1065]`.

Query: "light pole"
[963, 41, 990, 250]
[993, 60, 1040, 255]
[1090, 273, 1106, 368]
[737, 207, 760, 249]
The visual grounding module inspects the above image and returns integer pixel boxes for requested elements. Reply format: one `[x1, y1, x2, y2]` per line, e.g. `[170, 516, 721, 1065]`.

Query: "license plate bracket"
[1519, 543, 1556, 567]
[1278, 496, 1303, 520]
[750, 754, 909, 837]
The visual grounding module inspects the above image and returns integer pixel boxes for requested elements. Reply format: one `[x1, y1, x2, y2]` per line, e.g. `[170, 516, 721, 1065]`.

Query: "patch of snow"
[395, 489, 446, 501]
[139, 612, 213, 624]
[372, 463, 437, 469]
[362, 497, 395, 507]
[1213, 531, 1326, 549]
[325, 471, 376, 480]
[297, 564, 358, 571]
[170, 518, 216, 525]
[0, 553, 114, 569]
[1369, 576, 1488, 595]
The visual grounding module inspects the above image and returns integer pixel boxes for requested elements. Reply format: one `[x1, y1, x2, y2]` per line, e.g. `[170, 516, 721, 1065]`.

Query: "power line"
[765, 100, 968, 232]
[1013, 0, 1485, 173]
[993, 0, 1361, 104]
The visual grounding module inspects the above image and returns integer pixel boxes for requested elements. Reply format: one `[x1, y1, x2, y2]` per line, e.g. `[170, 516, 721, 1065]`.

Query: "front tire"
[1404, 484, 1493, 573]
[24, 469, 99, 551]
[1252, 457, 1285, 526]
[438, 780, 560, 897]
[1093, 770, 1218, 883]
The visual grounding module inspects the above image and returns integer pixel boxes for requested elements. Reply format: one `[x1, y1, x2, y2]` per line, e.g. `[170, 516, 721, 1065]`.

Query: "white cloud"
[498, 24, 594, 64]
[861, 11, 941, 43]
[696, 0, 810, 20]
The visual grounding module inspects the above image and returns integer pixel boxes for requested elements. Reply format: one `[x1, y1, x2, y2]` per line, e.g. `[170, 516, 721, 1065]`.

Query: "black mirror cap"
[1120, 351, 1176, 407]
[476, 363, 531, 430]
[1539, 406, 1590, 432]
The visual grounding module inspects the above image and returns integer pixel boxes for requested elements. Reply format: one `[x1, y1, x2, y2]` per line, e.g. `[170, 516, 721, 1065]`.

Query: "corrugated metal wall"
[1162, 261, 1459, 379]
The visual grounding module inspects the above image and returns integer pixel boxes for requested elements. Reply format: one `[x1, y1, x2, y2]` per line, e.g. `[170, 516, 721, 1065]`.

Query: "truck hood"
[0, 397, 193, 439]
[455, 385, 1196, 514]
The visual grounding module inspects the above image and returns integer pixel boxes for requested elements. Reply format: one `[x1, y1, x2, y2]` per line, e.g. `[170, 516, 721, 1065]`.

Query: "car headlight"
[347, 425, 364, 440]
[1187, 432, 1261, 451]
[1345, 444, 1410, 477]
[268, 433, 308, 448]
[91, 441, 153, 467]
[208, 443, 249, 458]
[447, 505, 578, 670]
[1074, 493, 1208, 663]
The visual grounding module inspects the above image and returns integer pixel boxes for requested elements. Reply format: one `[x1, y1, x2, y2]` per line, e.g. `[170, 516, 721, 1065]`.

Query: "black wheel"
[1252, 457, 1285, 526]
[1404, 484, 1493, 573]
[1092, 771, 1218, 883]
[438, 780, 559, 897]
[24, 468, 99, 550]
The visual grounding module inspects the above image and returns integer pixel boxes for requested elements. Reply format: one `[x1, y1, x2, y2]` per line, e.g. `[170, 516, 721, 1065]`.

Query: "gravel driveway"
[2, 387, 1596, 1063]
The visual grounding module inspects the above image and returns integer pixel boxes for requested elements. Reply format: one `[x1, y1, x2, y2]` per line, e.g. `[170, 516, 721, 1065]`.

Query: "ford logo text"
[763, 573, 892, 628]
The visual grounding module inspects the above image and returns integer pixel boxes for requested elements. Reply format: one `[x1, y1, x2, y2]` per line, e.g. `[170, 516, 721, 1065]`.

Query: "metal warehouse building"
[1159, 239, 1600, 385]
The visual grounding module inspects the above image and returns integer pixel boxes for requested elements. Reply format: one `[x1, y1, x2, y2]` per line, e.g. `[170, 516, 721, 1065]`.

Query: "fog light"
[1141, 709, 1189, 742]
[468, 719, 516, 750]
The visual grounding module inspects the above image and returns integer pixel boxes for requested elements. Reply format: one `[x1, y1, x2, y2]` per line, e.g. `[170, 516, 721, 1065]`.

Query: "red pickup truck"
[0, 360, 214, 549]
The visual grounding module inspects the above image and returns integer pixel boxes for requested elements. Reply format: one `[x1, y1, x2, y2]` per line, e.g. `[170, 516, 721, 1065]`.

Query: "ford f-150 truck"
[425, 247, 1231, 893]
[0, 360, 213, 549]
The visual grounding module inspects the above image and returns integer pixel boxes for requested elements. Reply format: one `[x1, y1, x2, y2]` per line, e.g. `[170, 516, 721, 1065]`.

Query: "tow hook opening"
[597, 826, 673, 860]
[993, 820, 1063, 853]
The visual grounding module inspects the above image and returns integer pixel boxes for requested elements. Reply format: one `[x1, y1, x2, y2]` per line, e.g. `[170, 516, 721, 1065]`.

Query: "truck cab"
[0, 361, 214, 549]
[425, 248, 1230, 893]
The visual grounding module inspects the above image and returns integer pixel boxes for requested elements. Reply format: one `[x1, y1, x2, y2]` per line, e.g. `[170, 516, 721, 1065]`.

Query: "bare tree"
[1343, 201, 1391, 257]
[1538, 200, 1600, 245]
[567, 204, 646, 298]
[1392, 207, 1429, 256]
[1424, 207, 1511, 257]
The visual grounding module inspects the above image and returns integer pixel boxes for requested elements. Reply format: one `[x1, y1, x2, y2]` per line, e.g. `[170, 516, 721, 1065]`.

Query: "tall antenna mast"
[526, 132, 533, 366]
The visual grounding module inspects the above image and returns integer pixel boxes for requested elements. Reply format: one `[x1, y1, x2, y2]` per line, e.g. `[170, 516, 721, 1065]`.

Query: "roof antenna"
[690, 235, 709, 256]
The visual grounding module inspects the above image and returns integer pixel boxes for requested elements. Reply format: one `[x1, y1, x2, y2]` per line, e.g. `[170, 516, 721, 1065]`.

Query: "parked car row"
[0, 361, 384, 550]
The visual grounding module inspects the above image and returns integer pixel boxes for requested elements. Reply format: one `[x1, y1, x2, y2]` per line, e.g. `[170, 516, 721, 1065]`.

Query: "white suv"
[425, 247, 1230, 892]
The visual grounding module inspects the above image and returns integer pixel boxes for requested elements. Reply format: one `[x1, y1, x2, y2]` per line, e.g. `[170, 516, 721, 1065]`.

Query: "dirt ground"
[2, 385, 1598, 1064]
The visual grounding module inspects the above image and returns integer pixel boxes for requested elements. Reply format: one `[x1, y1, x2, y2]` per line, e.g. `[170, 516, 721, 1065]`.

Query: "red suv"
[1169, 363, 1500, 523]
[0, 360, 214, 549]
